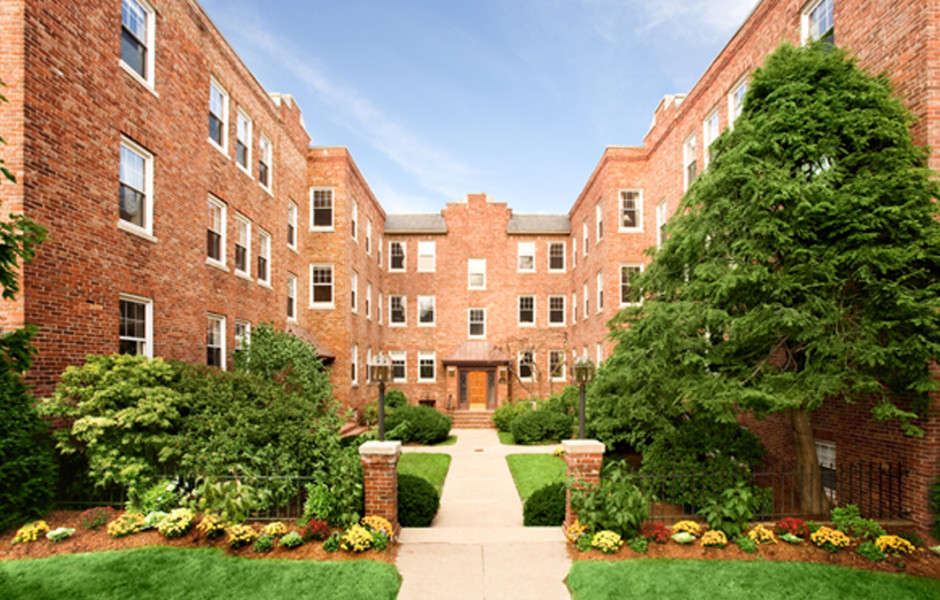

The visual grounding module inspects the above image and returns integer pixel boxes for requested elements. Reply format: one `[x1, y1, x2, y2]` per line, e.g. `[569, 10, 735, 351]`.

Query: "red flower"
[640, 522, 670, 543]
[775, 517, 810, 537]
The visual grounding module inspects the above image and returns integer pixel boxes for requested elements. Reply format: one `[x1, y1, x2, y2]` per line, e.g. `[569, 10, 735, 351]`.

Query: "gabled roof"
[506, 214, 571, 234]
[384, 214, 448, 234]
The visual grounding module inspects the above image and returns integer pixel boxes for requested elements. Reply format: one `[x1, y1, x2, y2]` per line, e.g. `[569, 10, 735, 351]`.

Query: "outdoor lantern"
[573, 356, 596, 439]
[368, 353, 392, 440]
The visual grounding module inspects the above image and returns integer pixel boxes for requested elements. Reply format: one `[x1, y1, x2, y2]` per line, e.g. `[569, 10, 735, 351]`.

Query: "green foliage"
[626, 536, 648, 554]
[929, 476, 940, 539]
[188, 478, 269, 525]
[385, 404, 451, 445]
[398, 452, 451, 495]
[587, 42, 940, 467]
[569, 462, 649, 539]
[0, 369, 56, 532]
[734, 534, 759, 555]
[698, 481, 768, 538]
[253, 534, 275, 553]
[856, 540, 887, 562]
[323, 531, 341, 552]
[898, 529, 925, 548]
[492, 398, 535, 432]
[279, 531, 304, 549]
[510, 409, 573, 444]
[506, 453, 566, 501]
[523, 482, 566, 526]
[134, 479, 182, 513]
[384, 388, 407, 409]
[830, 504, 886, 541]
[397, 473, 440, 527]
[78, 506, 116, 530]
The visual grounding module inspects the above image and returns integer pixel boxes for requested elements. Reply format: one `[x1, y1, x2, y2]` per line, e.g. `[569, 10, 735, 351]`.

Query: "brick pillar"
[562, 439, 606, 531]
[359, 441, 402, 536]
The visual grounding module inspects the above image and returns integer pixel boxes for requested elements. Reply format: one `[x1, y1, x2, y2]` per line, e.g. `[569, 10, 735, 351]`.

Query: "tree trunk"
[790, 408, 829, 516]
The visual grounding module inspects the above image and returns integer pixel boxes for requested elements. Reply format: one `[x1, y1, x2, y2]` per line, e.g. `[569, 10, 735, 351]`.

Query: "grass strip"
[398, 452, 452, 495]
[506, 453, 566, 500]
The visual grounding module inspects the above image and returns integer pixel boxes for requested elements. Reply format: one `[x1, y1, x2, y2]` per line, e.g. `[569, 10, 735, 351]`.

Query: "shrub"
[341, 524, 374, 552]
[386, 405, 451, 445]
[261, 521, 288, 537]
[253, 534, 275, 553]
[930, 476, 940, 540]
[570, 462, 648, 539]
[627, 537, 648, 553]
[591, 530, 623, 554]
[671, 521, 702, 537]
[701, 530, 727, 548]
[190, 478, 270, 525]
[576, 535, 593, 552]
[510, 409, 572, 445]
[158, 508, 194, 538]
[107, 513, 146, 538]
[898, 530, 925, 547]
[371, 530, 391, 552]
[857, 540, 887, 562]
[302, 519, 331, 542]
[227, 523, 257, 549]
[747, 524, 776, 545]
[640, 522, 670, 544]
[280, 531, 303, 549]
[46, 527, 75, 543]
[196, 514, 226, 539]
[492, 399, 534, 432]
[775, 517, 810, 538]
[135, 479, 182, 514]
[875, 534, 915, 556]
[523, 482, 565, 526]
[385, 389, 407, 409]
[323, 531, 341, 552]
[398, 474, 440, 527]
[698, 480, 767, 537]
[12, 521, 49, 544]
[79, 506, 116, 530]
[831, 504, 886, 541]
[810, 526, 851, 553]
[734, 534, 758, 555]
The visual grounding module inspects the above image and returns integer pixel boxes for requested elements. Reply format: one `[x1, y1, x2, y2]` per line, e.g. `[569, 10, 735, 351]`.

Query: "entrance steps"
[450, 410, 496, 429]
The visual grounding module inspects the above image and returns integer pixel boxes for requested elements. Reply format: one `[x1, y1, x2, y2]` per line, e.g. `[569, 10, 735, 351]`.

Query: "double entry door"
[459, 369, 495, 410]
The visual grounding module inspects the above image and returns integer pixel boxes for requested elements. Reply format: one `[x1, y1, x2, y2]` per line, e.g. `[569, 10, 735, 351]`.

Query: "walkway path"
[395, 429, 571, 600]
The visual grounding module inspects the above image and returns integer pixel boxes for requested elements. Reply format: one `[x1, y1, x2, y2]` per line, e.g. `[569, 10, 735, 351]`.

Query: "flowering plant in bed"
[46, 527, 75, 543]
[196, 513, 226, 539]
[672, 521, 702, 537]
[775, 517, 810, 538]
[12, 521, 49, 544]
[640, 522, 670, 544]
[701, 530, 727, 548]
[591, 531, 623, 554]
[227, 523, 257, 549]
[810, 526, 851, 553]
[79, 506, 116, 530]
[261, 522, 288, 537]
[747, 524, 777, 545]
[158, 508, 194, 538]
[107, 513, 147, 538]
[875, 535, 915, 557]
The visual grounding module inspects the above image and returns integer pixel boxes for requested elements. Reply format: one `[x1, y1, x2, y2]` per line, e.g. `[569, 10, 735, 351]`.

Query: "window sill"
[518, 322, 536, 328]
[310, 226, 335, 233]
[208, 138, 228, 158]
[119, 60, 158, 98]
[548, 269, 566, 274]
[261, 184, 273, 197]
[288, 244, 298, 253]
[389, 269, 407, 274]
[235, 271, 253, 281]
[468, 287, 486, 291]
[309, 303, 335, 310]
[418, 379, 436, 384]
[418, 322, 436, 327]
[548, 322, 566, 327]
[517, 269, 536, 274]
[618, 227, 644, 234]
[389, 322, 406, 327]
[117, 220, 158, 242]
[237, 164, 253, 179]
[258, 281, 273, 289]
[287, 317, 298, 323]
[206, 258, 228, 272]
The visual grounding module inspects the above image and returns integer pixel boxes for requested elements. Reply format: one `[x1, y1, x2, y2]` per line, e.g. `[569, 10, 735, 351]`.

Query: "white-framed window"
[207, 313, 226, 369]
[729, 76, 748, 126]
[572, 237, 577, 269]
[656, 200, 668, 248]
[118, 294, 152, 357]
[390, 295, 406, 325]
[377, 293, 383, 324]
[596, 342, 604, 366]
[366, 283, 372, 319]
[351, 344, 359, 386]
[468, 258, 486, 289]
[310, 264, 334, 308]
[119, 138, 153, 236]
[582, 221, 589, 256]
[549, 350, 565, 382]
[468, 308, 486, 338]
[619, 189, 642, 232]
[572, 292, 577, 323]
[596, 201, 603, 241]
[208, 78, 228, 153]
[597, 270, 604, 312]
[518, 295, 535, 326]
[583, 282, 589, 318]
[350, 199, 358, 241]
[234, 215, 251, 277]
[390, 350, 406, 382]
[120, 0, 155, 88]
[311, 188, 333, 230]
[378, 235, 383, 268]
[620, 264, 643, 306]
[802, 0, 834, 45]
[418, 351, 436, 382]
[259, 133, 272, 191]
[518, 241, 535, 272]
[418, 241, 436, 272]
[703, 108, 720, 169]
[207, 195, 226, 266]
[418, 295, 435, 326]
[548, 295, 565, 326]
[350, 270, 358, 313]
[257, 229, 271, 285]
[518, 351, 534, 381]
[235, 108, 252, 174]
[390, 241, 406, 271]
[815, 439, 837, 494]
[234, 319, 250, 352]
[683, 133, 697, 192]
[366, 219, 372, 255]
[286, 273, 297, 320]
[366, 347, 373, 384]
[287, 201, 297, 250]
[548, 242, 565, 272]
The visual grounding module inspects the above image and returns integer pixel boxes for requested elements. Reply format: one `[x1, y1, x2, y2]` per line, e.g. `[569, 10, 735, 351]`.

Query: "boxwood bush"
[523, 482, 566, 526]
[492, 399, 535, 432]
[386, 405, 451, 445]
[510, 410, 573, 444]
[397, 474, 440, 527]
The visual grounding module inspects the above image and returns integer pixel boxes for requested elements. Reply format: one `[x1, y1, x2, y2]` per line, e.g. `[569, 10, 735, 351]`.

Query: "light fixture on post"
[573, 356, 596, 439]
[368, 352, 392, 441]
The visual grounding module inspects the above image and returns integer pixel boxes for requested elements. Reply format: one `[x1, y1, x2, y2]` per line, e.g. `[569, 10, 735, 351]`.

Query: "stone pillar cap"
[359, 440, 403, 456]
[562, 439, 606, 454]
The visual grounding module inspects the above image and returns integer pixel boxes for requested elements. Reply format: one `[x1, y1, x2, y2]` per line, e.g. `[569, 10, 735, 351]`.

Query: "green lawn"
[498, 430, 515, 445]
[506, 453, 566, 500]
[0, 546, 400, 600]
[566, 559, 940, 600]
[398, 452, 452, 495]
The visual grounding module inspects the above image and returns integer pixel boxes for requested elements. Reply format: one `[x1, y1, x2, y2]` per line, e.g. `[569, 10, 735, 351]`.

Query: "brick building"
[1, 0, 939, 530]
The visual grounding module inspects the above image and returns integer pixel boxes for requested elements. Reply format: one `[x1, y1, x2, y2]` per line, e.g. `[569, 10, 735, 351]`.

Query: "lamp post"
[368, 353, 392, 441]
[573, 356, 596, 439]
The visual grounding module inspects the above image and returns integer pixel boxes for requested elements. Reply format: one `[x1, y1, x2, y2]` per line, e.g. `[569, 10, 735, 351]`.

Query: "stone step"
[450, 411, 496, 429]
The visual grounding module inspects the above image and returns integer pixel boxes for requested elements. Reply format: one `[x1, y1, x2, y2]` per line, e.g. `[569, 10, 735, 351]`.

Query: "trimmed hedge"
[386, 405, 451, 445]
[523, 482, 566, 526]
[397, 474, 440, 527]
[510, 410, 573, 444]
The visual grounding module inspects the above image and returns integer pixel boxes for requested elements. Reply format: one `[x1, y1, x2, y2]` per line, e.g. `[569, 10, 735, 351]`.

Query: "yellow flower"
[227, 523, 257, 548]
[12, 521, 49, 544]
[361, 515, 393, 536]
[672, 520, 702, 537]
[810, 526, 850, 552]
[341, 524, 374, 553]
[261, 521, 288, 537]
[701, 530, 727, 548]
[747, 524, 777, 545]
[875, 535, 914, 556]
[107, 513, 147, 538]
[591, 530, 623, 554]
[566, 519, 588, 542]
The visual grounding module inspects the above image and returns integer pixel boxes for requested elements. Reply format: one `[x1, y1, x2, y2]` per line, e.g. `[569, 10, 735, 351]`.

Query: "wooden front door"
[467, 371, 488, 410]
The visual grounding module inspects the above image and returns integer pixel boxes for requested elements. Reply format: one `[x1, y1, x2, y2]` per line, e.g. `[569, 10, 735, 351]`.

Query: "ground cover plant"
[565, 560, 940, 600]
[397, 453, 451, 495]
[506, 454, 566, 501]
[0, 546, 401, 600]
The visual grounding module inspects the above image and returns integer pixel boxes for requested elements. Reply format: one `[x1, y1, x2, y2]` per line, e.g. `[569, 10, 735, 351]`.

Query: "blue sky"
[200, 0, 758, 215]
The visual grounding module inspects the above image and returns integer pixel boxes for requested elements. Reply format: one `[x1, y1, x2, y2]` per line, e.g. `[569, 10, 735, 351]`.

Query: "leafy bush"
[280, 531, 303, 549]
[135, 479, 182, 514]
[569, 462, 649, 539]
[302, 519, 331, 542]
[857, 540, 887, 562]
[142, 511, 169, 530]
[930, 476, 940, 540]
[189, 478, 269, 525]
[78, 506, 116, 530]
[672, 531, 696, 544]
[510, 410, 573, 444]
[397, 474, 440, 527]
[627, 537, 648, 553]
[734, 534, 758, 555]
[0, 370, 56, 532]
[830, 504, 885, 541]
[523, 482, 565, 526]
[253, 534, 275, 553]
[385, 389, 407, 409]
[780, 532, 803, 544]
[698, 481, 768, 537]
[323, 531, 341, 552]
[898, 529, 925, 547]
[492, 399, 535, 432]
[386, 405, 451, 445]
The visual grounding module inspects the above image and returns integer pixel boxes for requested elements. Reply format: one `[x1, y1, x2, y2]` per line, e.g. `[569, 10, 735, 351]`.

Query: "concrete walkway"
[395, 429, 571, 600]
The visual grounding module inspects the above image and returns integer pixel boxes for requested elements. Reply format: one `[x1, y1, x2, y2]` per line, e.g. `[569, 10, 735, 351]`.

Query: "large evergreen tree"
[588, 43, 940, 513]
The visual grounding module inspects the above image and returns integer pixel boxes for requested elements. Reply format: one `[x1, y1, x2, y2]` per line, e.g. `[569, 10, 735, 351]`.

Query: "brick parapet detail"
[359, 441, 402, 536]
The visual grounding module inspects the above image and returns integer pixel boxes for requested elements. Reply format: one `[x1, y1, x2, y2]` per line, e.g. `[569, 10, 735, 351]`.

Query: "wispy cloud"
[632, 0, 759, 41]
